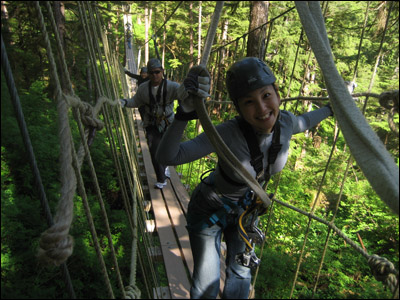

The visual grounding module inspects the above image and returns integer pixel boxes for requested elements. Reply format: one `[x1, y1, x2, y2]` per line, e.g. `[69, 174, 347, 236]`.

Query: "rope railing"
[31, 1, 160, 298]
[1, 34, 77, 300]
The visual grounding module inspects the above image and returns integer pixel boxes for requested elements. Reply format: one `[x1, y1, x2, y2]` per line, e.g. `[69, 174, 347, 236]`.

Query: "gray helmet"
[147, 58, 162, 72]
[140, 67, 148, 74]
[226, 57, 276, 106]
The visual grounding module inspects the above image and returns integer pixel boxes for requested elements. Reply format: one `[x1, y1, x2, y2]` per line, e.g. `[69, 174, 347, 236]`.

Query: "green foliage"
[1, 72, 131, 298]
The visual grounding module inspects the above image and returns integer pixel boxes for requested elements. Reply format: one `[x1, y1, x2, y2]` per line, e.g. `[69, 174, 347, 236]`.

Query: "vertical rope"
[1, 34, 76, 299]
[295, 1, 399, 215]
[311, 153, 352, 298]
[289, 129, 340, 298]
[70, 121, 115, 299]
[34, 1, 76, 267]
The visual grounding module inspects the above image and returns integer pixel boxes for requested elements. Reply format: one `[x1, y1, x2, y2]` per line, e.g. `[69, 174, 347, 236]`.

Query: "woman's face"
[237, 85, 281, 134]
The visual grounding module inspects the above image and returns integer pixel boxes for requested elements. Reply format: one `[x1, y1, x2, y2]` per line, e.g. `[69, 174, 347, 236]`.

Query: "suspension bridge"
[1, 1, 398, 299]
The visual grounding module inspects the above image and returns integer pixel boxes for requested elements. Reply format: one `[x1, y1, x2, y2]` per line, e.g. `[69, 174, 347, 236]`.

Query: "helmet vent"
[248, 76, 257, 84]
[263, 66, 271, 75]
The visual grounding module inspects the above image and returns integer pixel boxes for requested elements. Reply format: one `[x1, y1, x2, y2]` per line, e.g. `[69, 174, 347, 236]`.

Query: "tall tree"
[247, 1, 269, 58]
[162, 2, 167, 67]
[214, 18, 229, 102]
[197, 1, 202, 65]
[188, 1, 194, 68]
[144, 3, 152, 63]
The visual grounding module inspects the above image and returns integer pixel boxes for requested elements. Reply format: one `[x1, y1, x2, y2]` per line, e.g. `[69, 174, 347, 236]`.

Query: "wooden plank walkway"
[133, 109, 227, 299]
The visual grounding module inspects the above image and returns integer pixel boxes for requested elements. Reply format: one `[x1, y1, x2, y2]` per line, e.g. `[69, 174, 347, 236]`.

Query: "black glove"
[177, 65, 211, 113]
[175, 105, 198, 121]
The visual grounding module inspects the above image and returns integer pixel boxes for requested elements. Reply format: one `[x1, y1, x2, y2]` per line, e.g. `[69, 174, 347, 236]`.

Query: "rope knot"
[379, 90, 399, 113]
[79, 101, 105, 130]
[37, 225, 74, 266]
[124, 284, 141, 299]
[368, 254, 399, 295]
[63, 93, 104, 131]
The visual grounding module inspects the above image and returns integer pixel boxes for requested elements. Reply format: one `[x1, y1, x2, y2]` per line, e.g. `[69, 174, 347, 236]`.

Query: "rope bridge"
[1, 1, 398, 299]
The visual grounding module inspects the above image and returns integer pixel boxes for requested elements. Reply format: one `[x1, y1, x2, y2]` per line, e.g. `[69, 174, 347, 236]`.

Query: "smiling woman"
[227, 58, 281, 134]
[155, 57, 333, 298]
[237, 85, 281, 134]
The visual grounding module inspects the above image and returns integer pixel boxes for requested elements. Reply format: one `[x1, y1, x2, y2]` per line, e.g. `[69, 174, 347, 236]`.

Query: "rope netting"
[2, 1, 398, 299]
[4, 1, 171, 298]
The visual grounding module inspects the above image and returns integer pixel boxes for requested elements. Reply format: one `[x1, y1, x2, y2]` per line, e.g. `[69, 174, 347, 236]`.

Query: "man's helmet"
[226, 57, 276, 108]
[147, 58, 163, 72]
[140, 67, 148, 74]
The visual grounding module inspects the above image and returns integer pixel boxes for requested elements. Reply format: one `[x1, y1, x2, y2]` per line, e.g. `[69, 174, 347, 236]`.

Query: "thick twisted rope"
[295, 1, 398, 216]
[294, 2, 399, 295]
[1, 34, 77, 299]
[34, 0, 118, 269]
[35, 1, 76, 266]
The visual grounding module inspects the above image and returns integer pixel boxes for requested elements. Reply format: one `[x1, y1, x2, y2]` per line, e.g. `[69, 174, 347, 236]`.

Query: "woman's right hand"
[177, 65, 210, 113]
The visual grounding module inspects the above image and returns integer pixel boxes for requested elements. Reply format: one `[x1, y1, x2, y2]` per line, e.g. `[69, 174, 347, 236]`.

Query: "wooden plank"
[169, 167, 190, 214]
[149, 246, 163, 261]
[153, 286, 171, 299]
[134, 109, 226, 298]
[169, 167, 227, 297]
[136, 111, 191, 299]
[162, 181, 194, 276]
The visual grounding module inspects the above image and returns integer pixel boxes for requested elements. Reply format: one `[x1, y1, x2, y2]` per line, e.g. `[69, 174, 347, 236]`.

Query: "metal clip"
[235, 248, 261, 269]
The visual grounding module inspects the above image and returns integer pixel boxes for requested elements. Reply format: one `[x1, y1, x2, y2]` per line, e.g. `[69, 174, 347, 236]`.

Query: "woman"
[156, 57, 333, 299]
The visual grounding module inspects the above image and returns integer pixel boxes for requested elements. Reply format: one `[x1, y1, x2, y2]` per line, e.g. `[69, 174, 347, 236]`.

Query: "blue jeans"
[187, 194, 251, 299]
[145, 125, 166, 183]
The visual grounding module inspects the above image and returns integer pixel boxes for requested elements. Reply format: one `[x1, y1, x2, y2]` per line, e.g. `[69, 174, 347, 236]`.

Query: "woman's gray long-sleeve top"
[156, 107, 332, 202]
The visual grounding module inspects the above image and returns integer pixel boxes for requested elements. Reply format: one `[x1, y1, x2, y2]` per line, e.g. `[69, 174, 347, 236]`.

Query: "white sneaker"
[155, 181, 167, 189]
[165, 166, 170, 178]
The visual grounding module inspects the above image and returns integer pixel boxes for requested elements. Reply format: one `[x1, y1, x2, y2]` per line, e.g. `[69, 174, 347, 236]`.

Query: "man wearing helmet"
[120, 58, 180, 189]
[156, 57, 333, 298]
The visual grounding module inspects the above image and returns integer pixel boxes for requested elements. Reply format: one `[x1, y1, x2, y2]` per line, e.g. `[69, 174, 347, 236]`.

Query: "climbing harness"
[146, 78, 172, 132]
[237, 115, 282, 183]
[187, 170, 239, 231]
[194, 116, 283, 268]
[234, 116, 282, 268]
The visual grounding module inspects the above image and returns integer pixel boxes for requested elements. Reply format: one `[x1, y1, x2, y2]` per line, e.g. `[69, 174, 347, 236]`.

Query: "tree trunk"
[188, 1, 194, 68]
[53, 1, 65, 48]
[247, 1, 269, 58]
[145, 4, 152, 63]
[215, 19, 228, 103]
[197, 1, 202, 65]
[1, 1, 11, 45]
[162, 3, 167, 67]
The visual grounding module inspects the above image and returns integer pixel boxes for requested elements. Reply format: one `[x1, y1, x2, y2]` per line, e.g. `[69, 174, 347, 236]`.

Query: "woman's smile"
[238, 85, 281, 134]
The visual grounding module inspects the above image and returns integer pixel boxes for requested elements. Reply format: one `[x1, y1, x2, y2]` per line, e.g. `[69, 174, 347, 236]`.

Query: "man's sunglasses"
[149, 70, 162, 75]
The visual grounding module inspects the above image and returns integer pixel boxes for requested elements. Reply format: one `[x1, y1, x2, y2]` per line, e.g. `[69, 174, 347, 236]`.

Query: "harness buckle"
[235, 248, 261, 269]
